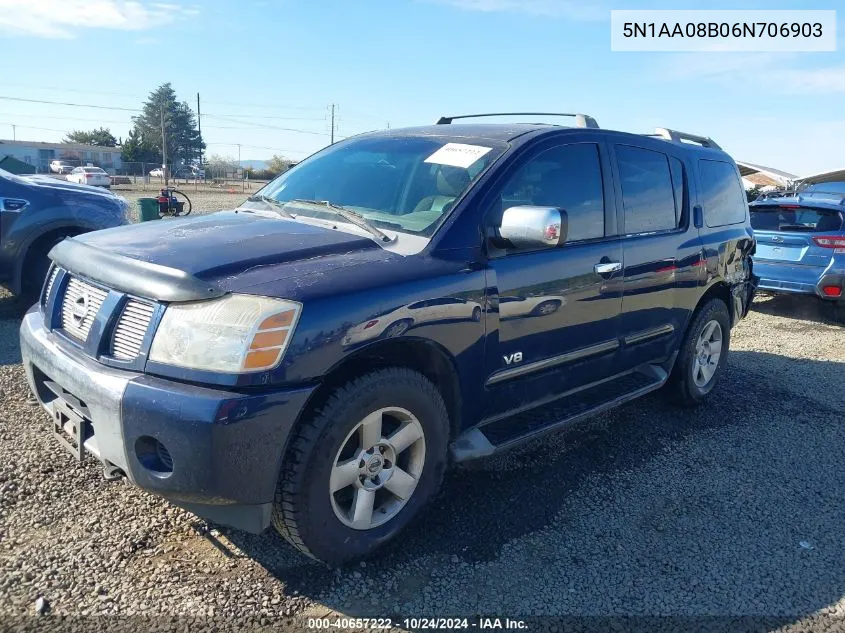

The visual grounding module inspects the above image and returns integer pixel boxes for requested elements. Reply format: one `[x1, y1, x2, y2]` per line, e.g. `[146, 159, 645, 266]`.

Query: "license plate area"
[51, 395, 92, 462]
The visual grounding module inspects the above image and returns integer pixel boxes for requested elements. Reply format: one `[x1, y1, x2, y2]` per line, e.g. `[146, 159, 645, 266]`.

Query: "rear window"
[750, 205, 844, 233]
[83, 167, 104, 173]
[699, 159, 747, 227]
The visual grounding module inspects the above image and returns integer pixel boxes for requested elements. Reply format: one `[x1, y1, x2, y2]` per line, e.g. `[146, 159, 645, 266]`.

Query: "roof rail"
[436, 113, 600, 128]
[650, 127, 721, 150]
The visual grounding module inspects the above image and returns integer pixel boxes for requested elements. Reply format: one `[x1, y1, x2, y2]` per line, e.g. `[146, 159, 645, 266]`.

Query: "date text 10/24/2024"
[307, 617, 528, 630]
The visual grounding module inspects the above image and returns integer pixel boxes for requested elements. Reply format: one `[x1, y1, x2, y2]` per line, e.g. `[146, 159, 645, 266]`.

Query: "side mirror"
[497, 206, 568, 250]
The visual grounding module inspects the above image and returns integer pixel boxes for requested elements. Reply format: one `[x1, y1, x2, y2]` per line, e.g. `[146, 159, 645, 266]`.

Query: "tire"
[532, 300, 560, 317]
[665, 298, 731, 407]
[471, 307, 482, 322]
[381, 319, 412, 339]
[20, 236, 65, 300]
[832, 301, 845, 325]
[271, 368, 449, 565]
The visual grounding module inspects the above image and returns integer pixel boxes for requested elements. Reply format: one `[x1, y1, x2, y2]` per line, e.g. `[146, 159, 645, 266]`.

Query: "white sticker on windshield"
[425, 143, 493, 169]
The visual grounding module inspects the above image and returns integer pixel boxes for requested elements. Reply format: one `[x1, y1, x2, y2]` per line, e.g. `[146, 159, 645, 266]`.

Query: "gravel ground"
[1, 289, 844, 632]
[113, 187, 254, 223]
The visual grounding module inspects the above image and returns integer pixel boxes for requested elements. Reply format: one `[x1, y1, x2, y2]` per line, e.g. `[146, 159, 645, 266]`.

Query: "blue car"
[0, 170, 130, 298]
[20, 115, 756, 564]
[750, 175, 845, 322]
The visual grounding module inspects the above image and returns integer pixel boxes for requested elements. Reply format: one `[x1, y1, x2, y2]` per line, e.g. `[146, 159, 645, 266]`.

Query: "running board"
[450, 365, 668, 462]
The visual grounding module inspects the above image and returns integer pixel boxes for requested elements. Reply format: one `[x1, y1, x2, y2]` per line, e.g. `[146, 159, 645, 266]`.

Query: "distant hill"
[240, 159, 269, 170]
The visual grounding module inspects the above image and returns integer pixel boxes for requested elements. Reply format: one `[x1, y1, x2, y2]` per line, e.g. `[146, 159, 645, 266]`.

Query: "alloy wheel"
[692, 319, 723, 388]
[330, 407, 426, 530]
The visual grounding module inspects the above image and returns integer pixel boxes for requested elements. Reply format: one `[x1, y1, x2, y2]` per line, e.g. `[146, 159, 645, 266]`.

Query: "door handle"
[594, 261, 622, 275]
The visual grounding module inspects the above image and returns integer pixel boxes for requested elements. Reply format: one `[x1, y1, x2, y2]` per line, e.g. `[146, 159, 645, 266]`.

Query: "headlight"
[149, 294, 301, 373]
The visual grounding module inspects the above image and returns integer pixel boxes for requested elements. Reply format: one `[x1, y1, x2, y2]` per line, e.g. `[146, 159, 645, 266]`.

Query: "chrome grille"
[43, 266, 60, 303]
[61, 277, 108, 342]
[111, 300, 155, 360]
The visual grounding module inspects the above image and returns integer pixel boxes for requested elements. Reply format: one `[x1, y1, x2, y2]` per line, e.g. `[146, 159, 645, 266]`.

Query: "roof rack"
[648, 128, 721, 150]
[436, 113, 600, 128]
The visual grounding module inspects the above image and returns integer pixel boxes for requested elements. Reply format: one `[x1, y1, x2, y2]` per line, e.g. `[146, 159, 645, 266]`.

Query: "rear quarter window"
[698, 159, 747, 227]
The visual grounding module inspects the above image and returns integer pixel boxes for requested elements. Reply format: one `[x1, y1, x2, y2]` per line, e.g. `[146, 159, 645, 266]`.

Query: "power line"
[203, 114, 331, 137]
[3, 82, 332, 113]
[201, 100, 326, 111]
[0, 81, 145, 99]
[203, 113, 326, 122]
[0, 113, 312, 133]
[205, 142, 312, 156]
[0, 122, 72, 135]
[0, 95, 391, 133]
[0, 112, 132, 125]
[0, 97, 332, 136]
[0, 95, 385, 125]
[0, 95, 140, 112]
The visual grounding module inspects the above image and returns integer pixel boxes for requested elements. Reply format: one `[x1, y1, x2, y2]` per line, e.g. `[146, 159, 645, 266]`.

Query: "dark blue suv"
[20, 114, 757, 565]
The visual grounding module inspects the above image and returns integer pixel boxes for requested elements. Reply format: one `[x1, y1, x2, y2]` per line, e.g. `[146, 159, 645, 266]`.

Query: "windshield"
[253, 135, 507, 236]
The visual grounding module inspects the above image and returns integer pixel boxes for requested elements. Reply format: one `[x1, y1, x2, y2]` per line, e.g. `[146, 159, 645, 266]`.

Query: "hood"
[66, 210, 380, 296]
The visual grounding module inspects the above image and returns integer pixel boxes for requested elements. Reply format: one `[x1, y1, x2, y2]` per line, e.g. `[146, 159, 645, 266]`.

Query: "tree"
[205, 153, 239, 179]
[129, 83, 204, 166]
[745, 185, 763, 202]
[63, 127, 117, 147]
[268, 154, 294, 175]
[120, 128, 159, 165]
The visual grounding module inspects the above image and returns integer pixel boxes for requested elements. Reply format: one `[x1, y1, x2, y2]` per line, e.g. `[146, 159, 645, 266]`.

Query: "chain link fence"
[106, 162, 271, 193]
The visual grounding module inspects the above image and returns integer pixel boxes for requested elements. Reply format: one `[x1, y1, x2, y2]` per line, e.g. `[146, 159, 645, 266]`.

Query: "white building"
[0, 139, 123, 173]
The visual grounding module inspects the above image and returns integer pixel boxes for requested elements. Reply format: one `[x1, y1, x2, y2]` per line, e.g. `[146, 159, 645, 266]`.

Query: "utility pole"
[160, 106, 168, 187]
[196, 92, 202, 167]
[237, 143, 242, 192]
[330, 103, 336, 144]
[11, 124, 15, 141]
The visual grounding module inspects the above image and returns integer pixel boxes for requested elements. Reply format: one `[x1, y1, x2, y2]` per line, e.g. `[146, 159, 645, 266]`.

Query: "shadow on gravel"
[0, 293, 28, 366]
[224, 350, 845, 620]
[752, 293, 840, 327]
[0, 292, 30, 321]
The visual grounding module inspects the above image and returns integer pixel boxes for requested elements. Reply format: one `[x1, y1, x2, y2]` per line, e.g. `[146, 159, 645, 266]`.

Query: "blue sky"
[0, 0, 842, 175]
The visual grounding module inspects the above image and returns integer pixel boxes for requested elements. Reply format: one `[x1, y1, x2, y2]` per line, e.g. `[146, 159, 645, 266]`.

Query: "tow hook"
[103, 461, 126, 482]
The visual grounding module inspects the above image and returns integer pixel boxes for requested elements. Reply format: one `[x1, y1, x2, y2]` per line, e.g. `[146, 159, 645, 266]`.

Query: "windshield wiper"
[245, 194, 296, 218]
[285, 199, 392, 243]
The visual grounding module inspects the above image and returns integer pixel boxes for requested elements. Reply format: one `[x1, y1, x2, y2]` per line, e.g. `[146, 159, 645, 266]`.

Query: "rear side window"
[616, 146, 677, 234]
[699, 159, 747, 227]
[499, 143, 605, 242]
[750, 205, 844, 233]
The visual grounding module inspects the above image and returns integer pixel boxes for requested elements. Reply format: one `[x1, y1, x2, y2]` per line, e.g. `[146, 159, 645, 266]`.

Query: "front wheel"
[532, 300, 560, 316]
[381, 319, 412, 339]
[272, 368, 449, 565]
[665, 298, 731, 407]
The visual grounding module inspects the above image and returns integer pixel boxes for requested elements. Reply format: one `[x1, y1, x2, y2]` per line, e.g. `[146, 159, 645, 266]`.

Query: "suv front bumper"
[20, 308, 315, 533]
